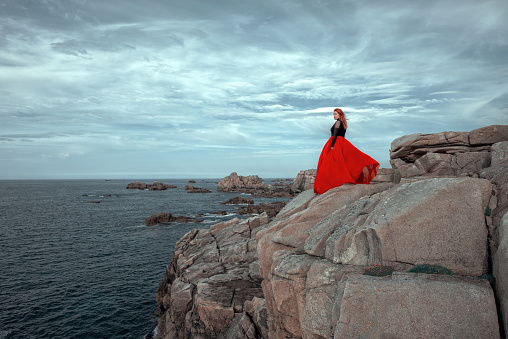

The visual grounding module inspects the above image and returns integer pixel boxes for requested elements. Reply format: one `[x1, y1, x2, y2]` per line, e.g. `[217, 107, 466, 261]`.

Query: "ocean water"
[0, 179, 289, 338]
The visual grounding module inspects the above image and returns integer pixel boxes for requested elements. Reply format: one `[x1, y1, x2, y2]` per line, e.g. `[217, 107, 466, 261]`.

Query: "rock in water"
[126, 181, 176, 190]
[220, 197, 255, 205]
[126, 181, 147, 189]
[217, 172, 268, 192]
[145, 212, 173, 226]
[185, 185, 212, 193]
[145, 212, 201, 226]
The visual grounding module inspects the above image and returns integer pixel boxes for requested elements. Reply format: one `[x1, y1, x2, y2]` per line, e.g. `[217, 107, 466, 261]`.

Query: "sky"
[1, 0, 507, 180]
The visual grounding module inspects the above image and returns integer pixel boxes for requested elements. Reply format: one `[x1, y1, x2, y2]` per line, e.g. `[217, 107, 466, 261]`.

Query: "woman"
[313, 108, 379, 194]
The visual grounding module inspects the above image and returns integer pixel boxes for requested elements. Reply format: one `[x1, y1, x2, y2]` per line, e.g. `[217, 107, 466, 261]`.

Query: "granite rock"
[494, 212, 508, 337]
[155, 214, 270, 338]
[217, 172, 268, 192]
[218, 172, 295, 198]
[185, 185, 212, 193]
[126, 181, 177, 190]
[335, 273, 499, 338]
[390, 125, 508, 182]
[145, 212, 202, 226]
[290, 169, 316, 192]
[257, 177, 498, 338]
[155, 125, 508, 339]
[220, 197, 255, 205]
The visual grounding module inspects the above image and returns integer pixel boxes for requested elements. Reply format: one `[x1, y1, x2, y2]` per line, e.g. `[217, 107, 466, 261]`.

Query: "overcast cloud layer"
[1, 0, 507, 179]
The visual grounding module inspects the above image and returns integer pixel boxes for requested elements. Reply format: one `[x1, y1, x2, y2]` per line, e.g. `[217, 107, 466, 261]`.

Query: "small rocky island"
[155, 125, 508, 338]
[217, 172, 297, 198]
[185, 185, 212, 193]
[126, 181, 176, 190]
[144, 213, 202, 226]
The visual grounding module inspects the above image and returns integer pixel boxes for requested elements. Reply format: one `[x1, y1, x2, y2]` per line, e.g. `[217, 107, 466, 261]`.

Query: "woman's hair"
[334, 108, 347, 129]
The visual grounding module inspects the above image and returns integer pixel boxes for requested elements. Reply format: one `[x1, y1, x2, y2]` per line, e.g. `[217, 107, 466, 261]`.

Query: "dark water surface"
[0, 179, 284, 338]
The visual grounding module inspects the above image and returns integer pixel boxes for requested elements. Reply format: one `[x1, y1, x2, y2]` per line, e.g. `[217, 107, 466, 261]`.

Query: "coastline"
[154, 125, 508, 339]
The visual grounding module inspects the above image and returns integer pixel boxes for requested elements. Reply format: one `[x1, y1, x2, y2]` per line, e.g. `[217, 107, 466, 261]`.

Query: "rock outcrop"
[126, 181, 147, 189]
[390, 125, 508, 182]
[218, 172, 294, 198]
[217, 172, 268, 192]
[126, 181, 177, 190]
[495, 213, 508, 337]
[483, 141, 508, 335]
[335, 273, 498, 338]
[236, 202, 288, 218]
[257, 177, 498, 338]
[290, 169, 316, 192]
[155, 125, 508, 339]
[185, 185, 212, 193]
[289, 166, 395, 191]
[156, 214, 270, 338]
[145, 212, 202, 226]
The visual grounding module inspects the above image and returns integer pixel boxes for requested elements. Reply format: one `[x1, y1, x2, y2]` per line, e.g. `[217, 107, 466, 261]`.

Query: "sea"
[0, 178, 291, 338]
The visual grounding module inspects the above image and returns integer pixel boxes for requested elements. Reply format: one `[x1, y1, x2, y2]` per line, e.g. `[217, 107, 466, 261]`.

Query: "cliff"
[155, 125, 508, 338]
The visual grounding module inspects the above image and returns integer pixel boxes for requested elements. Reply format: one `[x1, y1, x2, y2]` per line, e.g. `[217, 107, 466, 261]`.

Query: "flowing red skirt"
[313, 136, 379, 194]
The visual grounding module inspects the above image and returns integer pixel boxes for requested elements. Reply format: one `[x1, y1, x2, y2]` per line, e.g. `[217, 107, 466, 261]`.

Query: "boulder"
[321, 177, 491, 275]
[370, 167, 394, 183]
[217, 311, 259, 339]
[195, 279, 263, 337]
[390, 131, 470, 161]
[335, 273, 500, 338]
[469, 124, 508, 145]
[243, 297, 268, 338]
[492, 141, 508, 166]
[218, 297, 269, 339]
[290, 169, 316, 192]
[389, 125, 507, 182]
[268, 183, 394, 261]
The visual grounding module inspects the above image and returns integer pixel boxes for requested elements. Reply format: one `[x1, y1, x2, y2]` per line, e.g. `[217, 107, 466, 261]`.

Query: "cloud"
[0, 0, 507, 179]
[51, 40, 90, 57]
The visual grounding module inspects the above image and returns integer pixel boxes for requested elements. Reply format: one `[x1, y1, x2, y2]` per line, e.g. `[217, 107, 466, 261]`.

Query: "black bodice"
[331, 120, 346, 148]
[330, 120, 346, 137]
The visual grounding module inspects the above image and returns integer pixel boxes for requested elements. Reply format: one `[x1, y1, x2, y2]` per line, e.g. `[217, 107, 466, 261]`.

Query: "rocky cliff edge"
[156, 125, 508, 339]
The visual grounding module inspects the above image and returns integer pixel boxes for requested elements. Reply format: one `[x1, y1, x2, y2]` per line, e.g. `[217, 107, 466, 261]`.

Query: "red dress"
[313, 121, 379, 194]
